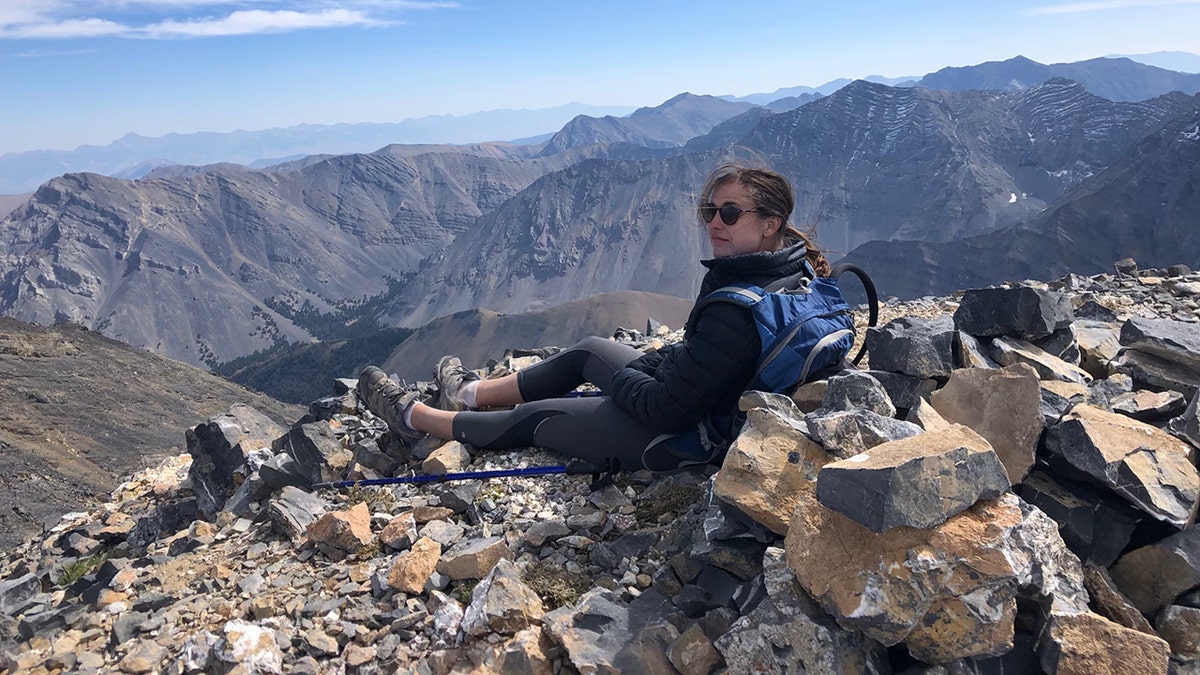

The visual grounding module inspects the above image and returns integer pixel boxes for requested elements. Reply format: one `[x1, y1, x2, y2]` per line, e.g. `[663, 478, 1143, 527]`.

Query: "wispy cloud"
[140, 9, 378, 37]
[0, 0, 457, 39]
[15, 48, 101, 57]
[1027, 0, 1200, 15]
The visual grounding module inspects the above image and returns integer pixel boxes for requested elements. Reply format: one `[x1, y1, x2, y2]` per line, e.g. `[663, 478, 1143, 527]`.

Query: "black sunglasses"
[699, 202, 766, 226]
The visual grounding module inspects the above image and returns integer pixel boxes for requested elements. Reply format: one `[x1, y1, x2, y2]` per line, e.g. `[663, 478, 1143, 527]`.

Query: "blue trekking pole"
[312, 458, 612, 490]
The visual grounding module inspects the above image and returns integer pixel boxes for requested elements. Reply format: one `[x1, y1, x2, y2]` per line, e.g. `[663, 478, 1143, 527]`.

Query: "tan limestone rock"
[118, 639, 169, 674]
[381, 512, 418, 551]
[437, 536, 513, 580]
[492, 627, 554, 675]
[667, 624, 723, 675]
[785, 492, 1027, 663]
[1045, 404, 1199, 527]
[422, 441, 472, 475]
[1110, 526, 1200, 614]
[387, 536, 441, 594]
[1038, 611, 1171, 675]
[990, 336, 1093, 385]
[815, 424, 1010, 532]
[108, 564, 138, 593]
[930, 364, 1044, 483]
[1075, 320, 1123, 378]
[789, 379, 827, 413]
[92, 588, 128, 610]
[713, 407, 832, 535]
[306, 502, 372, 554]
[1040, 379, 1089, 400]
[904, 397, 953, 433]
[461, 559, 545, 637]
[1082, 563, 1155, 635]
[411, 505, 456, 523]
[342, 644, 376, 668]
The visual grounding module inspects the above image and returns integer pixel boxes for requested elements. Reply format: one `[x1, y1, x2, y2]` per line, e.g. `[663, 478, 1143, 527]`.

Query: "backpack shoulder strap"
[684, 283, 766, 336]
[829, 262, 880, 365]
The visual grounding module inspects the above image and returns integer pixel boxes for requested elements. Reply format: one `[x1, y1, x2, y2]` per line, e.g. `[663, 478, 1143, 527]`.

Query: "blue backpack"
[690, 263, 877, 394]
[643, 263, 878, 471]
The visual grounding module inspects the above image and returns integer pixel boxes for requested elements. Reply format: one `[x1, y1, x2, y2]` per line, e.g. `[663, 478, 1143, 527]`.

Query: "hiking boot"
[432, 355, 481, 412]
[357, 366, 426, 443]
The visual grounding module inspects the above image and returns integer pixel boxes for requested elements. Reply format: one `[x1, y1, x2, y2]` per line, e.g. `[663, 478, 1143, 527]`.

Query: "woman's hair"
[698, 163, 830, 276]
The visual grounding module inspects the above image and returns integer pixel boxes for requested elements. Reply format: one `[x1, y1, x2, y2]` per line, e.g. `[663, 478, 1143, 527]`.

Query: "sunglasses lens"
[699, 204, 718, 223]
[719, 205, 742, 226]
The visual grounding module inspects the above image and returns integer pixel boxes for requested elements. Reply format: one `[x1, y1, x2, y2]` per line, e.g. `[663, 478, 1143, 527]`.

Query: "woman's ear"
[763, 215, 782, 238]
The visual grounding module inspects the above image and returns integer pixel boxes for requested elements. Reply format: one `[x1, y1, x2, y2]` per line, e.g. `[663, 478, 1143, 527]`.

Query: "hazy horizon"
[3, 0, 1200, 154]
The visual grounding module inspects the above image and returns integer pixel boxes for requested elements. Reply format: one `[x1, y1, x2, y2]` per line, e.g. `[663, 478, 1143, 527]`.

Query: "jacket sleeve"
[609, 302, 759, 434]
[624, 345, 672, 375]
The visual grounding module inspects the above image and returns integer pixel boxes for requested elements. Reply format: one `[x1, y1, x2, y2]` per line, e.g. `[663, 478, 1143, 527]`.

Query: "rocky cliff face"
[741, 79, 1197, 252]
[0, 150, 554, 367]
[841, 105, 1200, 299]
[3, 264, 1199, 673]
[389, 155, 713, 327]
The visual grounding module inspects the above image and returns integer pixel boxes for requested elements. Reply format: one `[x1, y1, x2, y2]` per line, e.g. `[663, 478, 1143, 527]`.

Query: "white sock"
[460, 380, 480, 409]
[403, 400, 418, 428]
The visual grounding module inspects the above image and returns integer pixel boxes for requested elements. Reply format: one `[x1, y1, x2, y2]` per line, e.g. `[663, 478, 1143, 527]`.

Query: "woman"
[358, 163, 832, 472]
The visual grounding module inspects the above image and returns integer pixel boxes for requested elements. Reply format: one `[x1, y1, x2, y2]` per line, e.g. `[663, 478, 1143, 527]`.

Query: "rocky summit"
[3, 260, 1200, 674]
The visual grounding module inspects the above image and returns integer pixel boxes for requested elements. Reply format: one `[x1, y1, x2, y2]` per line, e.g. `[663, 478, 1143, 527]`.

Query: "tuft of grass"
[476, 482, 505, 504]
[355, 539, 383, 560]
[524, 560, 592, 611]
[58, 550, 113, 587]
[450, 578, 480, 605]
[344, 483, 395, 510]
[635, 484, 702, 522]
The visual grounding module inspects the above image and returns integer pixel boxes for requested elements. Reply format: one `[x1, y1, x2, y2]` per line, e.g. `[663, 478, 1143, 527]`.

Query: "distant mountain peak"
[660, 92, 704, 105]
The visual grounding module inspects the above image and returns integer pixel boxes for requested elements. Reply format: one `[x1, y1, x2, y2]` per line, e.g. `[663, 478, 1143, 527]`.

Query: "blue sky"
[2, 0, 1200, 154]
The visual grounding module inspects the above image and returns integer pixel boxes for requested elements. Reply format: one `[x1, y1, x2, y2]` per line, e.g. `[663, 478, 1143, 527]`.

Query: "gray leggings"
[450, 337, 673, 471]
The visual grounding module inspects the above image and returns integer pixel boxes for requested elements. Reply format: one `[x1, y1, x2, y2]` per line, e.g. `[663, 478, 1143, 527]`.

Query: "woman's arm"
[623, 346, 669, 375]
[609, 302, 759, 434]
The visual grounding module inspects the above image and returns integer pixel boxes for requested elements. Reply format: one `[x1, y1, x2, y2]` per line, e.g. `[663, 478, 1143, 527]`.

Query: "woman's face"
[704, 180, 781, 258]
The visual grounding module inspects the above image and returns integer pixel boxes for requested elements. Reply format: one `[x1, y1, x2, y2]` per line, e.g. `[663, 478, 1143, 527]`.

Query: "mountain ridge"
[385, 80, 1198, 328]
[839, 105, 1200, 299]
[0, 103, 636, 194]
[2, 59, 1199, 377]
[0, 316, 303, 549]
[5, 54, 1198, 194]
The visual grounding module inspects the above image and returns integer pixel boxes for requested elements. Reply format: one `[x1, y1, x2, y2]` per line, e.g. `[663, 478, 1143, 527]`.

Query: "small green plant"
[475, 482, 505, 504]
[355, 539, 383, 560]
[524, 560, 592, 610]
[450, 578, 480, 604]
[344, 483, 395, 510]
[58, 551, 113, 587]
[635, 484, 702, 522]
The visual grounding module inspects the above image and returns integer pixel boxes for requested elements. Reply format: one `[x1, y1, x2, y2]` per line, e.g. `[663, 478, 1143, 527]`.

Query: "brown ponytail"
[783, 225, 831, 277]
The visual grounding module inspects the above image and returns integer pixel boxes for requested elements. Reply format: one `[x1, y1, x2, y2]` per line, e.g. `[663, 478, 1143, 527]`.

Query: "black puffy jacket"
[609, 239, 813, 435]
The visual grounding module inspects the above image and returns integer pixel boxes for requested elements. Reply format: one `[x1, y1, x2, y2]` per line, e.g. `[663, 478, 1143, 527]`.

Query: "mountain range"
[919, 55, 1200, 102]
[385, 78, 1198, 328]
[3, 54, 1197, 195]
[0, 103, 637, 195]
[1, 54, 1199, 400]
